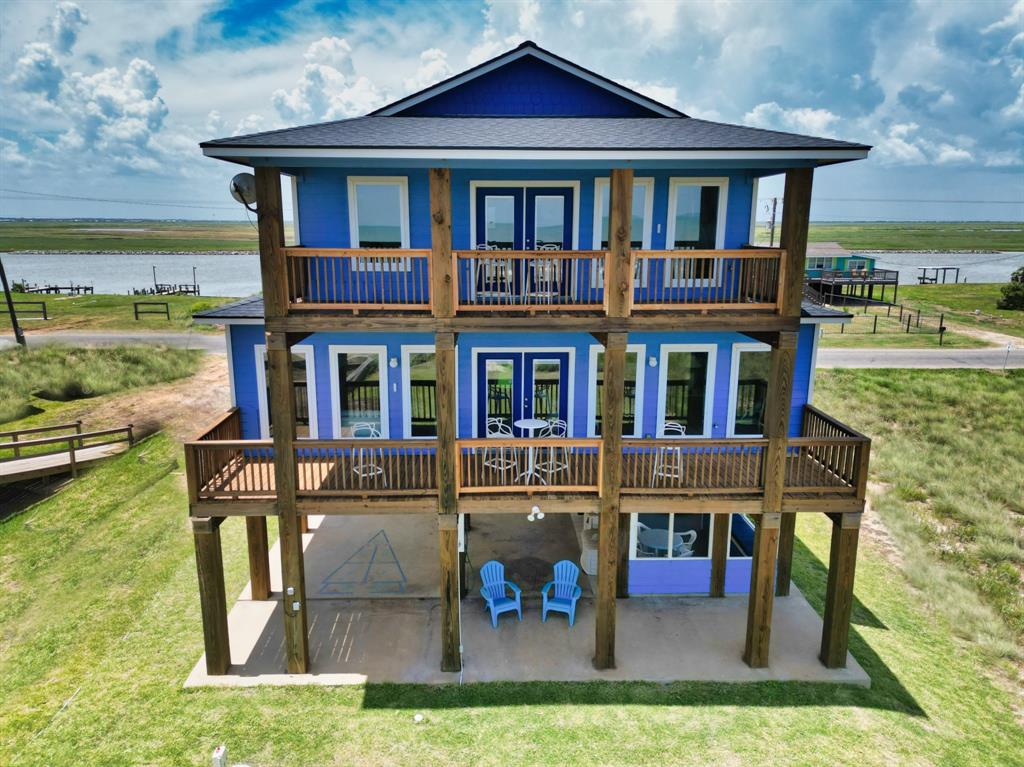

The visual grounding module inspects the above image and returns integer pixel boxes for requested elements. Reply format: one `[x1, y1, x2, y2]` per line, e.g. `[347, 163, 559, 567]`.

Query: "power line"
[0, 187, 239, 210]
[759, 196, 1022, 205]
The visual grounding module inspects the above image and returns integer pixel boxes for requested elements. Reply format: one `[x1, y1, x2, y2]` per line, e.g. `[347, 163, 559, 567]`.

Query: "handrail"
[453, 250, 606, 312]
[0, 426, 134, 452]
[282, 247, 432, 311]
[631, 248, 784, 311]
[194, 408, 241, 442]
[297, 439, 439, 496]
[633, 248, 784, 259]
[621, 437, 768, 493]
[0, 420, 82, 440]
[456, 437, 602, 494]
[802, 404, 871, 441]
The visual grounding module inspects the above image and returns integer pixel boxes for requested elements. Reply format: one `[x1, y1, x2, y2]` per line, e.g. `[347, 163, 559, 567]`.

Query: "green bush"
[995, 266, 1024, 310]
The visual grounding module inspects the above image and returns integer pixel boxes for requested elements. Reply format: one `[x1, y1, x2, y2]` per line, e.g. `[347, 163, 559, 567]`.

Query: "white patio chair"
[525, 258, 562, 305]
[534, 418, 569, 480]
[671, 530, 698, 557]
[651, 421, 686, 486]
[483, 419, 518, 481]
[474, 256, 515, 305]
[351, 422, 387, 487]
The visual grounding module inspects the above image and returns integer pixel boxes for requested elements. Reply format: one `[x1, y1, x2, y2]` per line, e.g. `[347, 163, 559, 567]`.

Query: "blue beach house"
[187, 42, 871, 679]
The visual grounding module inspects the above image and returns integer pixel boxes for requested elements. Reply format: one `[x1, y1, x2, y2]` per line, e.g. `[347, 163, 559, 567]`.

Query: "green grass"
[2, 417, 1023, 764]
[0, 220, 260, 252]
[0, 345, 202, 424]
[1, 292, 235, 334]
[803, 221, 1024, 251]
[818, 309, 990, 348]
[897, 284, 1024, 340]
[816, 369, 1024, 659]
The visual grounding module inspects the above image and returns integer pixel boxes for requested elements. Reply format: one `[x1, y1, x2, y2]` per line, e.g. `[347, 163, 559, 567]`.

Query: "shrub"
[995, 266, 1024, 310]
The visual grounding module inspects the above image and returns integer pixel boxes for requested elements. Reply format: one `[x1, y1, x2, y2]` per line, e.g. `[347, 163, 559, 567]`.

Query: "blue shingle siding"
[388, 57, 660, 118]
[229, 324, 267, 439]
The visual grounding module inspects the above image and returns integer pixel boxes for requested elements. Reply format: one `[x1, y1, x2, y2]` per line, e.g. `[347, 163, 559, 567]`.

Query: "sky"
[0, 0, 1022, 222]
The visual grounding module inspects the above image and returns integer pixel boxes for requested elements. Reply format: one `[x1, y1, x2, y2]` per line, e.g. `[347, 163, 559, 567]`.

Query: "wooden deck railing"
[296, 440, 438, 496]
[456, 438, 603, 493]
[284, 247, 432, 311]
[454, 250, 606, 311]
[793, 405, 871, 497]
[0, 420, 83, 459]
[184, 409, 275, 502]
[631, 249, 784, 310]
[620, 439, 768, 493]
[0, 423, 134, 477]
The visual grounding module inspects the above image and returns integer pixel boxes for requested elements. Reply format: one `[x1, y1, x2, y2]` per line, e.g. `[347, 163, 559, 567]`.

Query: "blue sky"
[1, 0, 1022, 222]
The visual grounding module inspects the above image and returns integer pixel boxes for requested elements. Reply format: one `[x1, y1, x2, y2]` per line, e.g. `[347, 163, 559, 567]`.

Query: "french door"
[474, 186, 574, 250]
[476, 351, 570, 436]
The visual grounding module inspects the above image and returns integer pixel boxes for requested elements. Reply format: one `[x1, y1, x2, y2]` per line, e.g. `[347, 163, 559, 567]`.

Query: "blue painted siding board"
[791, 323, 817, 436]
[629, 559, 713, 594]
[229, 324, 266, 439]
[396, 57, 660, 117]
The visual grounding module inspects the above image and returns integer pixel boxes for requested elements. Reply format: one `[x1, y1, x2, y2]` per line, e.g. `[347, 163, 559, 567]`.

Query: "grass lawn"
[0, 220, 260, 253]
[816, 369, 1024, 660]
[2, 397, 1023, 764]
[0, 345, 202, 425]
[804, 221, 1024, 252]
[897, 284, 1024, 340]
[817, 309, 990, 349]
[1, 292, 235, 334]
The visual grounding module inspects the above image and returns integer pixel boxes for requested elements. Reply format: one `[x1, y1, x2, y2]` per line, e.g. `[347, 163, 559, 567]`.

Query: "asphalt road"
[2, 331, 1022, 368]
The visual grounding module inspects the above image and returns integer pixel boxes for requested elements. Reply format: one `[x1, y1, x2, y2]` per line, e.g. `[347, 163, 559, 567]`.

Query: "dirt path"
[944, 322, 1021, 348]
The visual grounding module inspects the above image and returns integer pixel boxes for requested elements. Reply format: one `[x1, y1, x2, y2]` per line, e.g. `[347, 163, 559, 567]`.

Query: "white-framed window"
[727, 342, 771, 438]
[629, 512, 714, 560]
[806, 256, 831, 271]
[727, 513, 755, 559]
[329, 345, 390, 437]
[284, 173, 301, 247]
[254, 344, 318, 439]
[347, 176, 410, 249]
[665, 177, 728, 287]
[586, 343, 645, 438]
[401, 345, 437, 438]
[592, 177, 654, 288]
[656, 343, 717, 438]
[847, 258, 868, 272]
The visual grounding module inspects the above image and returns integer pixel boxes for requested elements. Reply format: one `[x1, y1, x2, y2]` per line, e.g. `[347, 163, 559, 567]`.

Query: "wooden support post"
[779, 167, 813, 317]
[193, 518, 230, 675]
[299, 515, 309, 534]
[256, 166, 309, 673]
[820, 512, 861, 668]
[616, 514, 630, 598]
[245, 516, 272, 600]
[595, 331, 627, 669]
[429, 168, 454, 318]
[743, 512, 781, 668]
[606, 168, 634, 318]
[775, 512, 797, 597]
[709, 513, 730, 597]
[435, 331, 460, 671]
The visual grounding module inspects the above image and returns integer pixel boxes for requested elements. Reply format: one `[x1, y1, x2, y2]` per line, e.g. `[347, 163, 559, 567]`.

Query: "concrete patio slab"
[186, 588, 869, 688]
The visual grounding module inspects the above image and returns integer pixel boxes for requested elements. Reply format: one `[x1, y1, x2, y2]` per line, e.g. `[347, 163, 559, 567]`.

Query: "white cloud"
[619, 79, 679, 109]
[403, 48, 453, 94]
[0, 138, 32, 168]
[271, 36, 387, 122]
[50, 1, 87, 54]
[10, 42, 64, 100]
[233, 114, 267, 136]
[743, 102, 841, 137]
[467, 0, 532, 64]
[934, 144, 973, 164]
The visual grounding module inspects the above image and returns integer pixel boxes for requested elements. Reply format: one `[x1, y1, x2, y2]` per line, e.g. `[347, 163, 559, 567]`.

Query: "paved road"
[817, 346, 1023, 369]
[3, 331, 1021, 368]
[0, 331, 226, 354]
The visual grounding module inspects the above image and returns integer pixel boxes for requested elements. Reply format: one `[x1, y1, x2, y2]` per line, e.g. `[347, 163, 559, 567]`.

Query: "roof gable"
[374, 41, 683, 118]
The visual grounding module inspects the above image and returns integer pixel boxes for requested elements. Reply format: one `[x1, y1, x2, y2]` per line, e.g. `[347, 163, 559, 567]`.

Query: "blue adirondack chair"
[541, 560, 582, 627]
[479, 560, 522, 628]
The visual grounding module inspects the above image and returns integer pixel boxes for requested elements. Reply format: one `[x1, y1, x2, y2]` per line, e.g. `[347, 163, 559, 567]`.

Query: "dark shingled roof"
[201, 116, 869, 152]
[193, 296, 850, 322]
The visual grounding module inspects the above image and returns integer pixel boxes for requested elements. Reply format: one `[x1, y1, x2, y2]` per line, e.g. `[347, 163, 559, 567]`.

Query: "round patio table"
[514, 418, 549, 484]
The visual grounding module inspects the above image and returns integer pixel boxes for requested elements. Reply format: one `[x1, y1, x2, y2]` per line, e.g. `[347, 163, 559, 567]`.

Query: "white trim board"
[586, 343, 646, 438]
[328, 344, 390, 438]
[225, 324, 237, 408]
[346, 175, 410, 249]
[655, 343, 718, 438]
[253, 343, 318, 439]
[725, 341, 770, 438]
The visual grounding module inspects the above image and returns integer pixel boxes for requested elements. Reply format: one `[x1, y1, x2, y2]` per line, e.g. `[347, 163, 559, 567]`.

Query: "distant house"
[805, 253, 900, 305]
[188, 42, 871, 678]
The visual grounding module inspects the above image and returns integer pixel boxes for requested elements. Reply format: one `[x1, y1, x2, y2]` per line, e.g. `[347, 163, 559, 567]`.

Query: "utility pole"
[0, 255, 27, 347]
[764, 197, 779, 246]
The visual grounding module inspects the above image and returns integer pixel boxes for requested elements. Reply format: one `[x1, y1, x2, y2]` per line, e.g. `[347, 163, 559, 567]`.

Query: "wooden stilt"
[298, 514, 309, 534]
[709, 512, 730, 597]
[616, 513, 630, 598]
[820, 512, 861, 668]
[439, 517, 461, 672]
[435, 330, 460, 672]
[429, 168, 454, 319]
[193, 517, 230, 675]
[245, 516, 271, 600]
[775, 512, 796, 596]
[743, 512, 781, 668]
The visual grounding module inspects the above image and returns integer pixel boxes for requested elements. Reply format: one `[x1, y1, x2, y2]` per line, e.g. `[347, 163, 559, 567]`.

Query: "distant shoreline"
[1, 250, 257, 256]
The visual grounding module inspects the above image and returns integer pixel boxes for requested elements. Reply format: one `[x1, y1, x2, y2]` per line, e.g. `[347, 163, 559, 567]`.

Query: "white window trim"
[287, 173, 301, 247]
[806, 256, 831, 271]
[664, 177, 729, 288]
[591, 177, 654, 289]
[328, 344, 390, 438]
[656, 343, 718, 438]
[347, 175, 410, 249]
[254, 343, 318, 439]
[628, 512, 715, 561]
[469, 180, 582, 251]
[847, 258, 868, 271]
[726, 341, 770, 438]
[727, 513, 755, 560]
[225, 325, 237, 407]
[469, 346, 576, 438]
[401, 344, 437, 439]
[586, 343, 646, 438]
[807, 325, 821, 403]
[748, 177, 759, 246]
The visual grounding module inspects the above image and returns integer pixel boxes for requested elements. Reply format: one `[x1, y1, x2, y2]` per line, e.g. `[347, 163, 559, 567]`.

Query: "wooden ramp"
[0, 423, 134, 486]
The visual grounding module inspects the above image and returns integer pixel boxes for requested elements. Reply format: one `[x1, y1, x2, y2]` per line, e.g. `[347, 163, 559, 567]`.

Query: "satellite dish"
[230, 172, 257, 211]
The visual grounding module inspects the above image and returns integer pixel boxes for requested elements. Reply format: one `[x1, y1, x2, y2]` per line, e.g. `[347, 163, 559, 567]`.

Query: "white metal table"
[514, 417, 549, 484]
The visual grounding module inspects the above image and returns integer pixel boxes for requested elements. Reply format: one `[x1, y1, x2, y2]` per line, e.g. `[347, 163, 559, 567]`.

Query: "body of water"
[2, 252, 262, 296]
[2, 250, 1022, 296]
